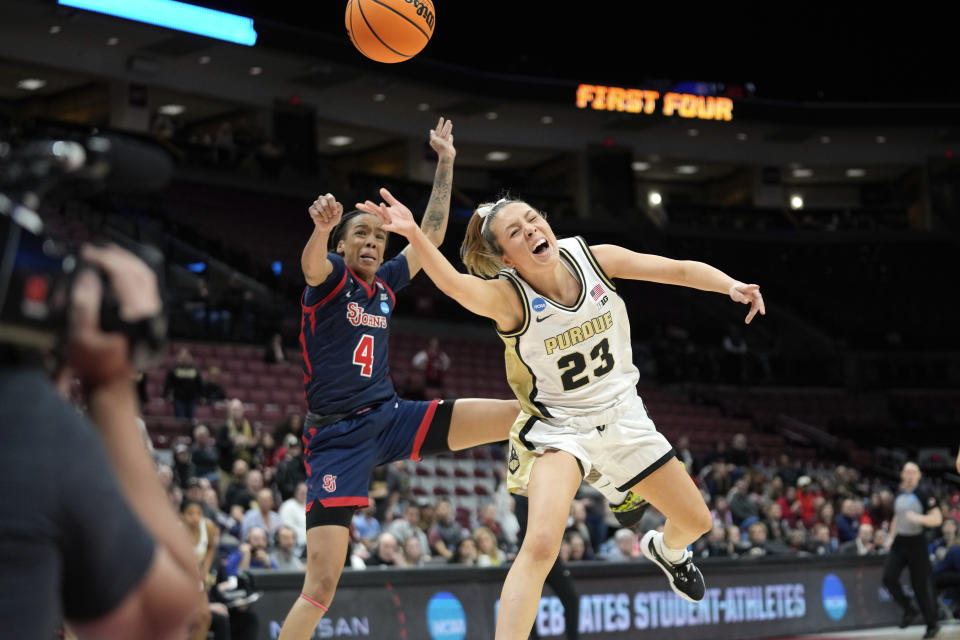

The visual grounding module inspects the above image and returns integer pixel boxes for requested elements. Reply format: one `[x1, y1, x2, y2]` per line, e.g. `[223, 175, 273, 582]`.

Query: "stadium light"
[790, 194, 804, 210]
[648, 191, 662, 206]
[56, 0, 258, 46]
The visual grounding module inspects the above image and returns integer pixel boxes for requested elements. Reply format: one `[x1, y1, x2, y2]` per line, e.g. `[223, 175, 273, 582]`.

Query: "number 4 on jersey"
[353, 334, 374, 377]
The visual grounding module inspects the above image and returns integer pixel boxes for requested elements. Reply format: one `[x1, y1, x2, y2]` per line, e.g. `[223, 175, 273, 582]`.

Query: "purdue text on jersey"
[543, 311, 613, 355]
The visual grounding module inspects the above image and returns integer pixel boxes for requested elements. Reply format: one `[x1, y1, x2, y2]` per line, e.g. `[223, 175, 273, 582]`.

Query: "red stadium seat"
[248, 389, 269, 404]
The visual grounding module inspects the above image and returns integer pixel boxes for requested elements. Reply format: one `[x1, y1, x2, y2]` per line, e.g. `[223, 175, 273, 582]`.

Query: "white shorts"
[506, 395, 675, 496]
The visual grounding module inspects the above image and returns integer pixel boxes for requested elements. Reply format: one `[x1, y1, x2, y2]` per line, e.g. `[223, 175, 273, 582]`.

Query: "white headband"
[477, 198, 508, 219]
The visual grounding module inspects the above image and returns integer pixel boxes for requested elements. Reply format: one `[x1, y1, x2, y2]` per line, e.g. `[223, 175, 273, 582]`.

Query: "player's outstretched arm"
[591, 243, 766, 324]
[358, 188, 521, 329]
[301, 193, 343, 286]
[404, 117, 455, 279]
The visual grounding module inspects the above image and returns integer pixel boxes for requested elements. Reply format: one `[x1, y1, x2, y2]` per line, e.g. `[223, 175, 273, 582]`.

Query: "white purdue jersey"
[497, 236, 640, 424]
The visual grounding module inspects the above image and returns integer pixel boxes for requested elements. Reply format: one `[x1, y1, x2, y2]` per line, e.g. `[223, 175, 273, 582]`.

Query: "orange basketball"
[345, 0, 435, 64]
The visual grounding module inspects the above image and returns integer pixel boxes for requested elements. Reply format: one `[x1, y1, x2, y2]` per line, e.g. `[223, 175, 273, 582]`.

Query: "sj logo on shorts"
[322, 474, 337, 492]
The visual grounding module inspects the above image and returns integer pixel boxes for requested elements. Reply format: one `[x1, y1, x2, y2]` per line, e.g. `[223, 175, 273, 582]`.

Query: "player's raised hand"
[429, 116, 455, 161]
[308, 193, 343, 233]
[357, 188, 418, 237]
[729, 283, 766, 324]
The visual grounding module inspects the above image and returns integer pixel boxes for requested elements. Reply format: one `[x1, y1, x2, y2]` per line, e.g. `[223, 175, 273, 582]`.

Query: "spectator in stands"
[702, 461, 733, 498]
[761, 501, 788, 544]
[796, 476, 820, 525]
[778, 485, 803, 529]
[203, 486, 240, 544]
[933, 534, 960, 620]
[222, 459, 250, 509]
[202, 366, 226, 403]
[565, 530, 592, 561]
[158, 463, 174, 493]
[183, 478, 213, 518]
[256, 432, 283, 474]
[165, 348, 204, 421]
[809, 523, 837, 555]
[873, 528, 889, 553]
[568, 501, 594, 554]
[264, 332, 287, 364]
[933, 517, 959, 562]
[640, 504, 667, 533]
[271, 526, 304, 571]
[226, 526, 277, 576]
[711, 496, 734, 528]
[352, 500, 382, 551]
[191, 425, 220, 483]
[675, 435, 695, 472]
[815, 501, 838, 540]
[603, 529, 639, 561]
[387, 503, 431, 561]
[840, 522, 875, 556]
[728, 433, 752, 467]
[836, 498, 862, 544]
[279, 482, 308, 552]
[217, 398, 256, 470]
[273, 413, 304, 447]
[729, 478, 758, 525]
[385, 460, 413, 516]
[181, 499, 219, 587]
[366, 533, 403, 567]
[419, 502, 437, 535]
[242, 488, 282, 538]
[776, 454, 801, 488]
[275, 436, 307, 502]
[449, 537, 478, 565]
[411, 337, 451, 397]
[428, 498, 467, 559]
[402, 536, 427, 567]
[475, 526, 506, 567]
[695, 526, 732, 559]
[173, 442, 197, 488]
[745, 522, 774, 556]
[235, 468, 263, 513]
[475, 502, 505, 547]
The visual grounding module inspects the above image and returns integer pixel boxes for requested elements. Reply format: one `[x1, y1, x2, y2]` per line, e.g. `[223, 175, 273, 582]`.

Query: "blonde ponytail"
[461, 209, 502, 278]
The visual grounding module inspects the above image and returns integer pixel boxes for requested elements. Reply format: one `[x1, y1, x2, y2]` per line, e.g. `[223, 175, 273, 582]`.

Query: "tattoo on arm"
[422, 162, 452, 237]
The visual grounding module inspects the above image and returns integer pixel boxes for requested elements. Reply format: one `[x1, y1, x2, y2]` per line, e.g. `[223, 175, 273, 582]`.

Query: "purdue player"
[277, 121, 644, 640]
[358, 190, 764, 640]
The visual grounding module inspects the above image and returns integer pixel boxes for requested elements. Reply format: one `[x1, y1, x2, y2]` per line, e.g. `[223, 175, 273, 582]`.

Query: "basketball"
[345, 0, 435, 64]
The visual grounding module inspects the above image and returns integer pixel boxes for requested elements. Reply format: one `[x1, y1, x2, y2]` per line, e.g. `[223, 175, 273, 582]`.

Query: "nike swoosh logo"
[535, 314, 554, 322]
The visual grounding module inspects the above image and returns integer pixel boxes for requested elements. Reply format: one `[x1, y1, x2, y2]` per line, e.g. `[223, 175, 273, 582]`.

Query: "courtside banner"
[247, 555, 900, 639]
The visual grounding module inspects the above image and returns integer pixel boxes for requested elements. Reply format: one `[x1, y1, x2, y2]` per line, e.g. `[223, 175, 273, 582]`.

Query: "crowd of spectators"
[163, 411, 959, 578]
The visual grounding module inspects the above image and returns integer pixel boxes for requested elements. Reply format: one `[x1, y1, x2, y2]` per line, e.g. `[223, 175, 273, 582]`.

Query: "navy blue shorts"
[303, 394, 454, 519]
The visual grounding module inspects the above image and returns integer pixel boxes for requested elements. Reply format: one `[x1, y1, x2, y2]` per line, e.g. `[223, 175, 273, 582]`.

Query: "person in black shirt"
[164, 348, 204, 420]
[883, 461, 943, 639]
[0, 245, 199, 638]
[202, 365, 227, 403]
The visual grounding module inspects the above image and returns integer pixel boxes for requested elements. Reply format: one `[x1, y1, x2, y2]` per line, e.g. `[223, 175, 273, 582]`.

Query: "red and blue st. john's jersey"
[300, 252, 409, 415]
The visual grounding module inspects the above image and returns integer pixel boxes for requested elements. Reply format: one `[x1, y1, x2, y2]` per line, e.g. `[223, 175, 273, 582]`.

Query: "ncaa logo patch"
[531, 297, 547, 313]
[322, 474, 337, 493]
[426, 592, 466, 640]
[821, 574, 847, 621]
[380, 301, 390, 314]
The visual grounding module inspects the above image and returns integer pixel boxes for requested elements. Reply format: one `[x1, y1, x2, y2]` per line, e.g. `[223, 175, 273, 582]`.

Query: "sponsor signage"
[251, 556, 899, 639]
